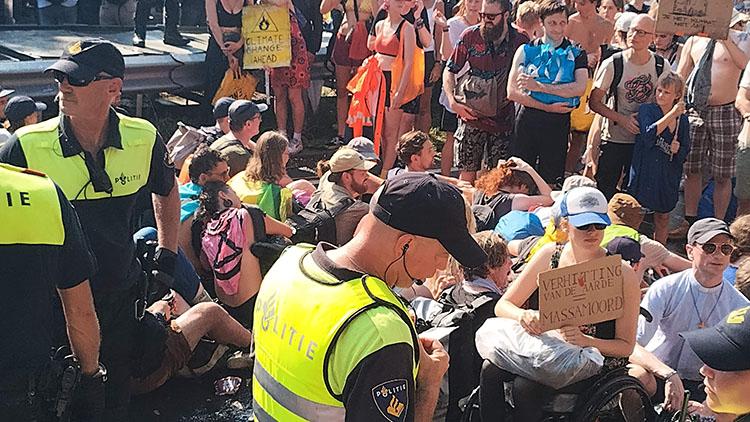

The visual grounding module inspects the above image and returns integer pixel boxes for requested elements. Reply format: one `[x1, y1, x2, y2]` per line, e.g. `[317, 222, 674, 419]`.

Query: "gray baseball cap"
[687, 218, 734, 244]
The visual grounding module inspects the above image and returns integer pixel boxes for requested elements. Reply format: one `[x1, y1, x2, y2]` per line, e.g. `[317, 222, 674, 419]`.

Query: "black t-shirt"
[0, 112, 176, 292]
[0, 185, 96, 372]
[310, 244, 417, 421]
[472, 190, 516, 230]
[624, 3, 649, 14]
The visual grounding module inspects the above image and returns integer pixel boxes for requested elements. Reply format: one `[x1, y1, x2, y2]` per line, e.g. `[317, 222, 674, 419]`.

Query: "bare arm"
[153, 179, 181, 253]
[589, 86, 626, 123]
[58, 281, 100, 375]
[736, 86, 750, 117]
[442, 66, 457, 103]
[535, 68, 589, 98]
[263, 214, 294, 237]
[676, 36, 694, 81]
[432, 1, 445, 56]
[367, 21, 379, 51]
[663, 252, 691, 273]
[206, 0, 225, 46]
[506, 47, 568, 112]
[320, 0, 339, 14]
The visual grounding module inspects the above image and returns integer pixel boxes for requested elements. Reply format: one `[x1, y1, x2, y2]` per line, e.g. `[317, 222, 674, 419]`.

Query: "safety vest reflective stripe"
[253, 360, 346, 421]
[251, 399, 274, 422]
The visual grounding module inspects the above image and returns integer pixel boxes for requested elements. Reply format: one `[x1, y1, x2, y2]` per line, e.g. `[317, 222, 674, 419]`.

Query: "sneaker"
[668, 219, 690, 240]
[226, 350, 254, 369]
[287, 138, 303, 155]
[163, 33, 190, 47]
[329, 135, 345, 146]
[132, 34, 146, 48]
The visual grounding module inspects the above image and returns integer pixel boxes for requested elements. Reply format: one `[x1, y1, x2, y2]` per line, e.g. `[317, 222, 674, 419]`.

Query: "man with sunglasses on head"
[442, 0, 528, 184]
[638, 218, 750, 403]
[0, 39, 181, 421]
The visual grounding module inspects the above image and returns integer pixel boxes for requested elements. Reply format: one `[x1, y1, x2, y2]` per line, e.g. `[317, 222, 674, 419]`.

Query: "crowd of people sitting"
[4, 0, 750, 420]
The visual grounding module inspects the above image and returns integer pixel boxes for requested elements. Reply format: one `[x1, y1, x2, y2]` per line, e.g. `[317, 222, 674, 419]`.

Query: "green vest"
[601, 224, 640, 247]
[0, 163, 64, 246]
[16, 115, 156, 201]
[252, 245, 419, 421]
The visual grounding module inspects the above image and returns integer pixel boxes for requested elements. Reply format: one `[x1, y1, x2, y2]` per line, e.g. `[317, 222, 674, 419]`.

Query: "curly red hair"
[475, 162, 534, 196]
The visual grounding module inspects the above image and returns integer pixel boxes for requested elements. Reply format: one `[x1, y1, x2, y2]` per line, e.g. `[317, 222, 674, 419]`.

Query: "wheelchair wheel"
[572, 371, 654, 422]
[459, 386, 482, 422]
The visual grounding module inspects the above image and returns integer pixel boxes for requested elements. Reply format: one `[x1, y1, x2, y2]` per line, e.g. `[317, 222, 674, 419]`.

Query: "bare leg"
[380, 107, 404, 178]
[398, 112, 416, 141]
[653, 212, 670, 245]
[441, 132, 454, 176]
[289, 87, 305, 136]
[275, 86, 289, 135]
[176, 302, 252, 350]
[684, 172, 702, 217]
[335, 65, 352, 138]
[417, 87, 433, 132]
[566, 131, 587, 174]
[713, 177, 732, 220]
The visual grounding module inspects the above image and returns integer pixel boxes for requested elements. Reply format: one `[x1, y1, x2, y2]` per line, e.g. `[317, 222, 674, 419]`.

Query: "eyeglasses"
[53, 70, 115, 87]
[479, 12, 502, 21]
[629, 28, 654, 37]
[575, 223, 607, 231]
[697, 242, 735, 256]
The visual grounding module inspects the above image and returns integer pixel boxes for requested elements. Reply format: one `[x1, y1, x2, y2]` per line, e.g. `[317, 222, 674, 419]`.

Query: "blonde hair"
[516, 1, 539, 26]
[659, 72, 685, 106]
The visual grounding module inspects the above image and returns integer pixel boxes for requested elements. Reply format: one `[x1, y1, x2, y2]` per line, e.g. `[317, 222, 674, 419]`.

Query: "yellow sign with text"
[242, 4, 291, 69]
[538, 255, 625, 332]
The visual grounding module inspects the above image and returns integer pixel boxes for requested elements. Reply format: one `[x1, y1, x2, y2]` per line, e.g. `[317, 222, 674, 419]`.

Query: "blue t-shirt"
[628, 103, 690, 213]
[180, 182, 203, 223]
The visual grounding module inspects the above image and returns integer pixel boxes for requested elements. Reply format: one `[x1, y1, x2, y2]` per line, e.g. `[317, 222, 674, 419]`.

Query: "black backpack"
[285, 197, 355, 245]
[606, 51, 665, 112]
[419, 287, 501, 421]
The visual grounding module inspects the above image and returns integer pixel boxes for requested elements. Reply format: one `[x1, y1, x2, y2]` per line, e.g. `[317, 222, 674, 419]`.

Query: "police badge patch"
[371, 379, 409, 421]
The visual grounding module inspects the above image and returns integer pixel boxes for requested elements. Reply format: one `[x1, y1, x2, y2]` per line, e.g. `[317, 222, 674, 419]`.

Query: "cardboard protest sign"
[538, 255, 624, 332]
[242, 4, 291, 69]
[656, 0, 733, 40]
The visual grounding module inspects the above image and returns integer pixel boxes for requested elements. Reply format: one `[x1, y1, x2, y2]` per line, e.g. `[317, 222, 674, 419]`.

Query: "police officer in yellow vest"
[253, 172, 487, 421]
[0, 163, 105, 420]
[0, 39, 181, 421]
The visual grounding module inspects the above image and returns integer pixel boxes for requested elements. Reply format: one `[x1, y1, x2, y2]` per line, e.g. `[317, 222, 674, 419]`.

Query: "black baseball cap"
[45, 39, 125, 81]
[4, 96, 47, 122]
[681, 306, 750, 371]
[606, 236, 644, 264]
[213, 97, 235, 120]
[228, 100, 268, 124]
[372, 172, 487, 268]
[687, 218, 734, 244]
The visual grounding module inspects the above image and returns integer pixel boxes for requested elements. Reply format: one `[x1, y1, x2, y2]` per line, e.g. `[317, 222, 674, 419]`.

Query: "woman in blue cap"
[494, 186, 642, 420]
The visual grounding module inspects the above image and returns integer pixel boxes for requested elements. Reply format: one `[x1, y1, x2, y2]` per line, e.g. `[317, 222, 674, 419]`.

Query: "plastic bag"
[212, 70, 258, 104]
[475, 317, 604, 390]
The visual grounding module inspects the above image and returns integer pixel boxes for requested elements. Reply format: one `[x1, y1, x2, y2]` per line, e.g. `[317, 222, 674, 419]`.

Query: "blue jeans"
[132, 227, 201, 302]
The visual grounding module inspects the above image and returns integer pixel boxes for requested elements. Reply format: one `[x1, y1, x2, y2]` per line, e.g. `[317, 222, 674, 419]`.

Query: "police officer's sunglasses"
[52, 70, 116, 87]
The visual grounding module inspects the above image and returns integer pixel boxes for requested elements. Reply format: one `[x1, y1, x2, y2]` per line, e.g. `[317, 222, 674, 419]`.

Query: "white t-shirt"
[594, 53, 670, 144]
[0, 128, 11, 148]
[638, 269, 749, 381]
[738, 66, 750, 149]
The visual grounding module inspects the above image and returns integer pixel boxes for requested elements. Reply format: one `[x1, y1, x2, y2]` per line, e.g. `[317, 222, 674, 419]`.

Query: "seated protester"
[682, 306, 750, 422]
[471, 157, 554, 230]
[638, 218, 750, 402]
[177, 97, 235, 184]
[444, 230, 512, 303]
[227, 131, 297, 222]
[494, 186, 642, 421]
[131, 291, 253, 395]
[197, 182, 293, 327]
[725, 215, 750, 286]
[211, 100, 267, 177]
[307, 147, 383, 245]
[533, 174, 596, 227]
[179, 145, 230, 274]
[604, 193, 691, 280]
[507, 204, 567, 269]
[388, 130, 471, 188]
[2, 96, 46, 142]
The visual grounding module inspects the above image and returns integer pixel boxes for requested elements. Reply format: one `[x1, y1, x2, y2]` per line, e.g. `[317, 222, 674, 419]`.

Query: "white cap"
[560, 186, 611, 228]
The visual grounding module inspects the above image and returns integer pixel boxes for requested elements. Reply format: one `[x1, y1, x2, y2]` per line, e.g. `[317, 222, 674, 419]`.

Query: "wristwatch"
[658, 370, 678, 381]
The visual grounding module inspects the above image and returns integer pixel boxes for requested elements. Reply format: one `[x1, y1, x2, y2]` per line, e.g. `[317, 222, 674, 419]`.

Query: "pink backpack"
[202, 208, 249, 296]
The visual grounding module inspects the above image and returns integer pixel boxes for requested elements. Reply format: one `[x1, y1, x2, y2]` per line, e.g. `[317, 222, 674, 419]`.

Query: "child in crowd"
[628, 72, 689, 245]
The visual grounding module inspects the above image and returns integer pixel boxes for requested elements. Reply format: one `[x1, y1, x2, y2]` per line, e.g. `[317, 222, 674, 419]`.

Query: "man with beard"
[443, 0, 528, 183]
[507, 0, 588, 187]
[306, 147, 383, 245]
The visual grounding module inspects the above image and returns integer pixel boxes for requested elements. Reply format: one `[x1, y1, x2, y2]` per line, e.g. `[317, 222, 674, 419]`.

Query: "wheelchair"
[460, 360, 656, 422]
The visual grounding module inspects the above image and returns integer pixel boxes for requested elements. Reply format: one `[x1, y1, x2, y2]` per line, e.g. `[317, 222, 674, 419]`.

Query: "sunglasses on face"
[53, 70, 115, 87]
[479, 12, 502, 21]
[575, 223, 607, 231]
[697, 242, 735, 256]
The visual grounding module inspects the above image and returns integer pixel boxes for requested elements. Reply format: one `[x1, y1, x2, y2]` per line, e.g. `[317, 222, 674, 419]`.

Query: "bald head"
[627, 14, 655, 51]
